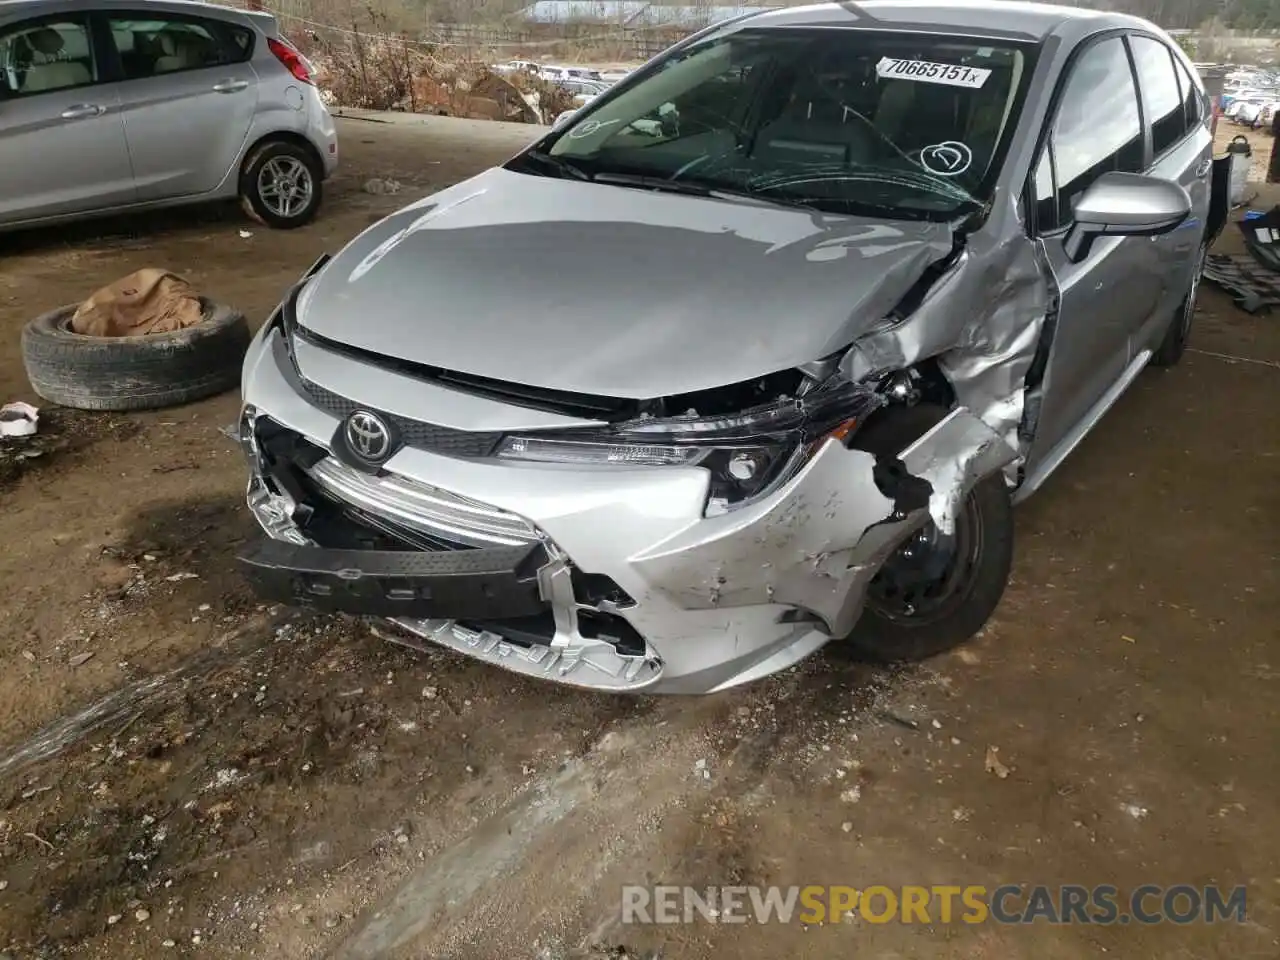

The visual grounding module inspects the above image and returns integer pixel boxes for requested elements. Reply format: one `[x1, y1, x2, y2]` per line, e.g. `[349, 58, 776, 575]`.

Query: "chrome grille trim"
[304, 457, 539, 547]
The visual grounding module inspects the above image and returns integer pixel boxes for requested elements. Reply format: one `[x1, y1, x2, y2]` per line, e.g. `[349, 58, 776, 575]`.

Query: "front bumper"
[239, 321, 1016, 694]
[240, 539, 548, 619]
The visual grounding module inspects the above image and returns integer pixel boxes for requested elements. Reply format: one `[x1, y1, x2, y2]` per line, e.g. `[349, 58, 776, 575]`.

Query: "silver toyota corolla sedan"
[0, 0, 337, 232]
[237, 1, 1225, 693]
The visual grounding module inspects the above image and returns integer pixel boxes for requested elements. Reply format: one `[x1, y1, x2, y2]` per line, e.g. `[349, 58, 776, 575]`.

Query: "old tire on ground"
[841, 404, 1015, 664]
[21, 301, 250, 412]
[239, 139, 323, 230]
[1150, 244, 1206, 368]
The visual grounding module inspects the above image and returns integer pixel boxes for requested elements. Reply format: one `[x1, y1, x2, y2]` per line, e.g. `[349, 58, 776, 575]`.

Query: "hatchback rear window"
[0, 17, 97, 97]
[108, 14, 254, 80]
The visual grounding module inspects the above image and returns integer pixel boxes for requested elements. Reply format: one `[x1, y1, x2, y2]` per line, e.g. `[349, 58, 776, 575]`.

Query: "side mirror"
[552, 108, 576, 129]
[1064, 172, 1191, 263]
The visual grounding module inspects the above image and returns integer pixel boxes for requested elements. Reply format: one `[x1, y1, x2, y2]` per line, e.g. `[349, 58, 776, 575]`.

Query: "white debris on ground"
[1120, 801, 1150, 820]
[0, 401, 39, 437]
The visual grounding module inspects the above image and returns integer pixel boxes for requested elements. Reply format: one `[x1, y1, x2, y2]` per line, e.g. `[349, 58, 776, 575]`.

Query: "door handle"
[60, 104, 104, 120]
[1196, 158, 1212, 178]
[212, 79, 248, 93]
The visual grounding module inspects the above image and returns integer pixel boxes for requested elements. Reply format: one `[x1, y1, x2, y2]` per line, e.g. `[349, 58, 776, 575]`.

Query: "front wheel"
[239, 140, 323, 230]
[843, 406, 1015, 663]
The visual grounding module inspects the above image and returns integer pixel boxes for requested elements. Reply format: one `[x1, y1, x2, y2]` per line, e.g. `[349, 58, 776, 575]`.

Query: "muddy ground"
[0, 114, 1277, 960]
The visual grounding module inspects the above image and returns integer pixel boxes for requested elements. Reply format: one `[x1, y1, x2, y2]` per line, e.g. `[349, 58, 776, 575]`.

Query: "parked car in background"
[1224, 95, 1263, 125]
[551, 77, 611, 125]
[559, 76, 609, 103]
[492, 58, 540, 76]
[538, 64, 603, 83]
[534, 63, 564, 80]
[238, 1, 1223, 695]
[1224, 89, 1280, 128]
[0, 0, 338, 233]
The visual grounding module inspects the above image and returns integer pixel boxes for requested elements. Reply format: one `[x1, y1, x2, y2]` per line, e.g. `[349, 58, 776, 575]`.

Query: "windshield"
[527, 28, 1035, 220]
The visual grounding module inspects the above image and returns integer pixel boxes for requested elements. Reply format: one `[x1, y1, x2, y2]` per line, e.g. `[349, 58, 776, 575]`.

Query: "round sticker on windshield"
[919, 141, 973, 176]
[568, 118, 621, 139]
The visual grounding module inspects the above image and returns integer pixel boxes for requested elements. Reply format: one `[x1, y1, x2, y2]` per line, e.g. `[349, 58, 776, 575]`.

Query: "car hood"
[296, 167, 956, 399]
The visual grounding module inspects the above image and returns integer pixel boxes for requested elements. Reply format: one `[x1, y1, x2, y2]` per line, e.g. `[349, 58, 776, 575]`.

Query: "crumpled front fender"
[632, 407, 1017, 639]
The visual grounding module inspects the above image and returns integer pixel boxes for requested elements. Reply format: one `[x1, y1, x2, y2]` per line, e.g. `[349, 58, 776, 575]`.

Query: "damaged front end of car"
[236, 258, 1024, 693]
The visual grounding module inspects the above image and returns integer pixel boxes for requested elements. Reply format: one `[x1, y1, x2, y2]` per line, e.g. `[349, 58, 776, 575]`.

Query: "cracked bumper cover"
[239, 328, 1017, 694]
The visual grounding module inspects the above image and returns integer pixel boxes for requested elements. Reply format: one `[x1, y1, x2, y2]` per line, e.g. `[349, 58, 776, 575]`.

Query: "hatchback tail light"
[268, 36, 313, 85]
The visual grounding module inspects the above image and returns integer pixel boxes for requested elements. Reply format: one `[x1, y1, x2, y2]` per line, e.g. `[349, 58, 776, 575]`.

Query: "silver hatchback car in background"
[237, 1, 1226, 694]
[0, 0, 337, 231]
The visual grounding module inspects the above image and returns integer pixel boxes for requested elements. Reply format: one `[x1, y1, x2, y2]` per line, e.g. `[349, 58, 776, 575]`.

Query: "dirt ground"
[0, 114, 1277, 960]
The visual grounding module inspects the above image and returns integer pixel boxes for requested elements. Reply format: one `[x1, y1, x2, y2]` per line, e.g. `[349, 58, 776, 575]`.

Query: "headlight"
[496, 436, 705, 466]
[496, 377, 881, 514]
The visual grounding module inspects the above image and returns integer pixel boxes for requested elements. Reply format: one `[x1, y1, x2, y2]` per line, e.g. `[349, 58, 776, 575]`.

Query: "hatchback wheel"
[842, 405, 1015, 663]
[240, 140, 322, 229]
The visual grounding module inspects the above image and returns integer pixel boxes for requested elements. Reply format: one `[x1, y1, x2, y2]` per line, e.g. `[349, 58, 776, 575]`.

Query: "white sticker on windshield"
[876, 57, 991, 89]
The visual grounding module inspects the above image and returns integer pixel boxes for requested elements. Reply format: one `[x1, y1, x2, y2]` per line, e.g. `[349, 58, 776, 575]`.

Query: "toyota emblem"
[344, 410, 392, 463]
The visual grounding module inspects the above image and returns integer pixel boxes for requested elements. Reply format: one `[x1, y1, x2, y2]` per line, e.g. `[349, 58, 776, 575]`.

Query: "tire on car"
[239, 138, 324, 230]
[1150, 243, 1207, 368]
[841, 403, 1015, 663]
[21, 301, 251, 412]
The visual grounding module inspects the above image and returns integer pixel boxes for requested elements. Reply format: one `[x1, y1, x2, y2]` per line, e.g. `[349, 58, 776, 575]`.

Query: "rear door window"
[107, 13, 254, 80]
[1176, 59, 1206, 131]
[0, 16, 98, 97]
[1129, 35, 1188, 158]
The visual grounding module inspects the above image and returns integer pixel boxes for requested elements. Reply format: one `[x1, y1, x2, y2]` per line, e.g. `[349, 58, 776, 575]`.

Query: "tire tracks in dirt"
[326, 654, 908, 959]
[0, 611, 290, 782]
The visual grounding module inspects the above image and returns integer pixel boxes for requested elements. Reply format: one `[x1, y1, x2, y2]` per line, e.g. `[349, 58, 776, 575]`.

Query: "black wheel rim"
[867, 493, 985, 625]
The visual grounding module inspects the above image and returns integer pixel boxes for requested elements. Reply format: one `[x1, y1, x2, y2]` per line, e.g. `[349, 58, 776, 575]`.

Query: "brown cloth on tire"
[70, 269, 204, 337]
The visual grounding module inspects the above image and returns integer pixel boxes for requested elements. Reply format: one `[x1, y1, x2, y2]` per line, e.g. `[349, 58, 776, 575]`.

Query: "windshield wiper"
[748, 170, 982, 220]
[593, 172, 819, 211]
[520, 149, 592, 182]
[593, 172, 713, 195]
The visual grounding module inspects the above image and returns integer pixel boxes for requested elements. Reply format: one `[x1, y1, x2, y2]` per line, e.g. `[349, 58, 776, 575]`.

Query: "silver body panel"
[294, 167, 956, 398]
[239, 1, 1214, 693]
[0, 0, 337, 231]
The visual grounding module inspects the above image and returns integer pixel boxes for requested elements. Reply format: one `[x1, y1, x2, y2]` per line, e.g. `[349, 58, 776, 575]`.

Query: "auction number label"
[875, 58, 991, 89]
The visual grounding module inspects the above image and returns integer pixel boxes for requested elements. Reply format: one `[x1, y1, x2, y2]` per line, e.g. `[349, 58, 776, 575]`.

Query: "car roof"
[736, 0, 1153, 43]
[0, 0, 251, 18]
